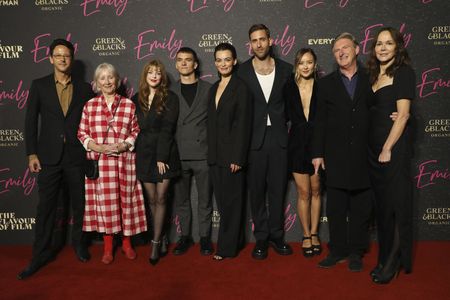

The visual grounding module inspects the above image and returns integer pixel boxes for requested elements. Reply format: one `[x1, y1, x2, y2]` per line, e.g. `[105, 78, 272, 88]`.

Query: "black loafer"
[173, 236, 194, 255]
[269, 238, 293, 255]
[200, 237, 213, 256]
[318, 254, 347, 268]
[74, 245, 91, 263]
[252, 240, 268, 260]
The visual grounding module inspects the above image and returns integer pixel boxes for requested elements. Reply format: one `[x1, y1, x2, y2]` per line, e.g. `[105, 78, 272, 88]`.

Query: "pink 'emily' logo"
[31, 33, 78, 63]
[360, 23, 412, 54]
[304, 0, 350, 8]
[0, 80, 29, 110]
[0, 168, 36, 196]
[80, 0, 128, 16]
[187, 0, 235, 13]
[134, 29, 183, 60]
[414, 160, 449, 189]
[417, 67, 450, 98]
[246, 25, 296, 57]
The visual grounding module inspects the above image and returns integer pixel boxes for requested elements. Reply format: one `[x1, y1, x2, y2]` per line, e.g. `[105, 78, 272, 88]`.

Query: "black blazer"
[207, 75, 252, 168]
[171, 79, 211, 160]
[132, 91, 180, 165]
[25, 73, 94, 165]
[311, 68, 373, 190]
[238, 57, 293, 150]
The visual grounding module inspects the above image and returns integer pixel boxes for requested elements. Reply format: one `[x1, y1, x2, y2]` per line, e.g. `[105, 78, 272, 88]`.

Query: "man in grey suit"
[172, 47, 213, 255]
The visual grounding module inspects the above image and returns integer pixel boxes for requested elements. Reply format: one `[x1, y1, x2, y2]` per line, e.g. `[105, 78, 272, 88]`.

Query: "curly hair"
[137, 59, 169, 115]
[367, 27, 411, 84]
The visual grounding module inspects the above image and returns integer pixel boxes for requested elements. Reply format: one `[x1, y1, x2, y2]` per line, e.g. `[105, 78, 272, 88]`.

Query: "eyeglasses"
[52, 54, 72, 60]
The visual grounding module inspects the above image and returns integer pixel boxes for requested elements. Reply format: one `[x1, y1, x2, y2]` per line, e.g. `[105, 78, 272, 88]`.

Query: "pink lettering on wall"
[0, 80, 29, 110]
[422, 0, 432, 3]
[414, 160, 450, 189]
[0, 168, 36, 197]
[304, 0, 350, 8]
[134, 29, 183, 60]
[80, 0, 128, 17]
[245, 25, 295, 57]
[188, 0, 235, 13]
[31, 33, 78, 63]
[284, 203, 297, 232]
[417, 67, 450, 98]
[171, 214, 182, 234]
[120, 77, 134, 100]
[360, 23, 412, 55]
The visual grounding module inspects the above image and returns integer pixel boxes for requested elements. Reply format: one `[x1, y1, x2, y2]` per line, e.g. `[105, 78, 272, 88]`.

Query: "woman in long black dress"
[132, 59, 180, 265]
[207, 43, 252, 260]
[284, 48, 321, 257]
[367, 27, 416, 284]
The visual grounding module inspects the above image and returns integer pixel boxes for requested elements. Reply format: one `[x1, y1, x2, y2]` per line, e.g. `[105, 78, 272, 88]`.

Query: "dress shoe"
[172, 236, 193, 255]
[252, 240, 268, 260]
[122, 236, 137, 260]
[348, 254, 363, 272]
[200, 237, 213, 256]
[269, 238, 293, 255]
[17, 263, 41, 280]
[318, 254, 347, 268]
[74, 245, 91, 262]
[370, 264, 383, 277]
[372, 260, 401, 284]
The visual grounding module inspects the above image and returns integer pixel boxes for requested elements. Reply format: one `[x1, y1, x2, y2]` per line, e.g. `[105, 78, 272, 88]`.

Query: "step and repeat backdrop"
[0, 0, 449, 244]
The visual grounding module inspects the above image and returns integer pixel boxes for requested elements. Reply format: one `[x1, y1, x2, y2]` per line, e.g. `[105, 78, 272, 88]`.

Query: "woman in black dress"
[284, 48, 321, 257]
[133, 59, 180, 265]
[208, 43, 252, 260]
[367, 27, 415, 284]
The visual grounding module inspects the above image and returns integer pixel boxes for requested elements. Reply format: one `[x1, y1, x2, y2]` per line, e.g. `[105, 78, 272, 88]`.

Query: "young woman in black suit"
[207, 43, 252, 260]
[284, 48, 321, 257]
[132, 59, 181, 265]
[367, 27, 416, 284]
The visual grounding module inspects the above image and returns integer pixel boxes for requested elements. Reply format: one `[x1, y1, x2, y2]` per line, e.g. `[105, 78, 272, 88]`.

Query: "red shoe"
[102, 235, 114, 264]
[122, 236, 136, 260]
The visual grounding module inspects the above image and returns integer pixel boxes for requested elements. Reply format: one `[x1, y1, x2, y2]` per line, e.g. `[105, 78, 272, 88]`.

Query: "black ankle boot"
[149, 240, 161, 266]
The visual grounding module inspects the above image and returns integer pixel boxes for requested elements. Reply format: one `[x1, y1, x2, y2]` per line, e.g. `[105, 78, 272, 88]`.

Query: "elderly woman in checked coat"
[77, 63, 147, 264]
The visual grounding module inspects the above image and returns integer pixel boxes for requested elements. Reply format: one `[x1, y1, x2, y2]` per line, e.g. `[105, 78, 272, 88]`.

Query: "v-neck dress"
[284, 76, 318, 175]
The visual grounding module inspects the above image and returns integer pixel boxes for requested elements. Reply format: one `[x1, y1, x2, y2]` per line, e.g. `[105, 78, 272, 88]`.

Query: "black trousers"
[32, 147, 86, 265]
[174, 159, 212, 238]
[248, 127, 287, 241]
[210, 165, 245, 257]
[326, 186, 372, 257]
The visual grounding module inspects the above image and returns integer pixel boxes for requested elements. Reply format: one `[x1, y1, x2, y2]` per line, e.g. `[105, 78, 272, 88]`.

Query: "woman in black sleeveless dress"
[367, 27, 416, 284]
[284, 48, 321, 257]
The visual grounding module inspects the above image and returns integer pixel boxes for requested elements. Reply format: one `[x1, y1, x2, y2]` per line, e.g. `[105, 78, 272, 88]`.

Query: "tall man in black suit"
[238, 24, 293, 259]
[18, 39, 94, 280]
[172, 47, 213, 255]
[312, 33, 373, 272]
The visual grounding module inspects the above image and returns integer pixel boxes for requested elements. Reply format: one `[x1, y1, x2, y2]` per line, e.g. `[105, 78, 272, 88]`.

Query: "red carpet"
[1, 242, 449, 300]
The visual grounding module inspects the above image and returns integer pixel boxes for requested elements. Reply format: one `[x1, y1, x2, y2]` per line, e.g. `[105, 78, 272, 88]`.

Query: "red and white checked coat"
[77, 94, 147, 236]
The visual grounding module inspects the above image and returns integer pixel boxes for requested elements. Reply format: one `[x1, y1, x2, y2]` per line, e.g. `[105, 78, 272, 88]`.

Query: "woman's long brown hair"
[137, 59, 169, 115]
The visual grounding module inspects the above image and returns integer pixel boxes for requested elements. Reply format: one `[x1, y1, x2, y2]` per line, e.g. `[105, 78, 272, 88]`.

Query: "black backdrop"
[0, 0, 449, 244]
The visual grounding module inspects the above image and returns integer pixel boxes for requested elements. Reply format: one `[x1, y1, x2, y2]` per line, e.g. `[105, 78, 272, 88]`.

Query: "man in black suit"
[238, 24, 293, 259]
[171, 47, 213, 255]
[18, 39, 94, 280]
[312, 32, 373, 272]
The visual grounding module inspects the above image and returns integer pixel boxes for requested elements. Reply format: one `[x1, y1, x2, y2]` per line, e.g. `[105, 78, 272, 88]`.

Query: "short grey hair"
[332, 32, 359, 49]
[92, 62, 121, 93]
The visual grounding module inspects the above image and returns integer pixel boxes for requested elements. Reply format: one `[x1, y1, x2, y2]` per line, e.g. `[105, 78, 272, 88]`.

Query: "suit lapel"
[186, 80, 203, 118]
[66, 79, 79, 117]
[267, 59, 282, 103]
[333, 71, 353, 104]
[352, 70, 366, 106]
[245, 62, 267, 105]
[216, 75, 236, 113]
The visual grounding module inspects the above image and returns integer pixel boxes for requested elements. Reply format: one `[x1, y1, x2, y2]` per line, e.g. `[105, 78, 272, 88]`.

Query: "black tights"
[142, 180, 170, 242]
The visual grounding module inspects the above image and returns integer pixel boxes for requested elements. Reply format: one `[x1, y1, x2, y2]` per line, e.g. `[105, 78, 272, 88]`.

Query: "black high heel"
[372, 261, 400, 284]
[311, 233, 322, 255]
[370, 264, 383, 278]
[160, 235, 168, 258]
[302, 236, 314, 258]
[149, 240, 161, 266]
